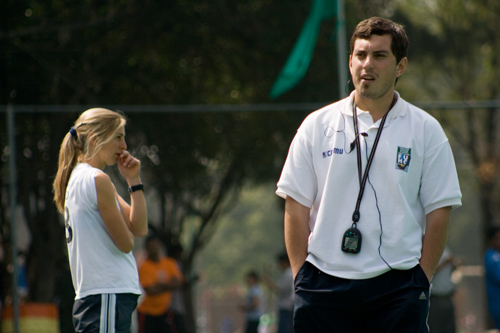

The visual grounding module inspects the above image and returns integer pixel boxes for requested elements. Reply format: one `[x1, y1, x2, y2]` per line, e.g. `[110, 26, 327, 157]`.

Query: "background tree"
[396, 0, 500, 249]
[0, 0, 336, 330]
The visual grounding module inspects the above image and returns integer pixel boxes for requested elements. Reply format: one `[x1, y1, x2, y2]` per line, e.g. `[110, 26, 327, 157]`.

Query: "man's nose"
[363, 55, 374, 69]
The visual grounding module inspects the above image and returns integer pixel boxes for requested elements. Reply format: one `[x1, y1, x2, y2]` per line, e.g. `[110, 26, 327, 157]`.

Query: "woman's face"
[94, 126, 127, 169]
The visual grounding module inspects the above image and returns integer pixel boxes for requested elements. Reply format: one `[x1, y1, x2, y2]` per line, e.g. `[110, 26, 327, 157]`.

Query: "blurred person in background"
[484, 226, 500, 329]
[137, 234, 183, 333]
[240, 271, 264, 333]
[428, 246, 460, 333]
[262, 252, 294, 333]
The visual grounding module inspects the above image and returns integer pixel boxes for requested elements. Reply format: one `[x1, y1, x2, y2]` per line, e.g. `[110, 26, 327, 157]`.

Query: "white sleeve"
[276, 128, 317, 208]
[419, 121, 462, 214]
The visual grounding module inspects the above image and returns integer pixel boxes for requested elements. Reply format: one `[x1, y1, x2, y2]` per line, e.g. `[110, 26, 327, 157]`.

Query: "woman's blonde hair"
[53, 108, 127, 213]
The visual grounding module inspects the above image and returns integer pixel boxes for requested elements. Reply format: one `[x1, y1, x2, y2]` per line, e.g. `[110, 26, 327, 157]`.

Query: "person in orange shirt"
[138, 234, 183, 333]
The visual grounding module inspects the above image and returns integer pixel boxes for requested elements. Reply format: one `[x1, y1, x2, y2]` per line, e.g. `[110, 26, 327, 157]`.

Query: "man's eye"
[374, 52, 389, 58]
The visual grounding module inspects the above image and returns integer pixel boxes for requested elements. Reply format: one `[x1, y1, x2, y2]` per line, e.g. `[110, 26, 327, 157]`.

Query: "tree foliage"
[396, 0, 500, 246]
[0, 0, 333, 330]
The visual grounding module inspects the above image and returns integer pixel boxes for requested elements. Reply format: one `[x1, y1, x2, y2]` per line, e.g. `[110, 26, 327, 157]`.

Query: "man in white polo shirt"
[276, 17, 462, 332]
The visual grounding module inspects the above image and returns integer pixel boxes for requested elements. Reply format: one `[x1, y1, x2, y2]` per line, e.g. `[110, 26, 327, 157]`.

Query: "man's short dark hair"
[145, 233, 161, 246]
[247, 270, 259, 281]
[350, 17, 409, 64]
[487, 226, 500, 241]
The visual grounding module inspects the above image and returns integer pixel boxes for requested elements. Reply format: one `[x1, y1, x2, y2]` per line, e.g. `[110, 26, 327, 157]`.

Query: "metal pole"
[336, 0, 348, 99]
[7, 102, 20, 333]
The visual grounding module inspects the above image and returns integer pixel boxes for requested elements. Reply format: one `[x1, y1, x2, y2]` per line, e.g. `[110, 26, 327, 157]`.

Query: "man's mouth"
[361, 74, 375, 81]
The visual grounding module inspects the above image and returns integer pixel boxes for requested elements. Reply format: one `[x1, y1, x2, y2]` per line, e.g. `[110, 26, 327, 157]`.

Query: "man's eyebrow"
[354, 49, 367, 54]
[354, 49, 390, 55]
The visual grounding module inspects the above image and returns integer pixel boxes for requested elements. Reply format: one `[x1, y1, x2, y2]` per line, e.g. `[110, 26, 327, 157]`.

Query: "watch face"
[342, 227, 362, 254]
[344, 234, 359, 249]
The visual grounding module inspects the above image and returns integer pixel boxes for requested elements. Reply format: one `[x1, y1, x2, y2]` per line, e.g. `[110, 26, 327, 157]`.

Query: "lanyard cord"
[351, 98, 391, 224]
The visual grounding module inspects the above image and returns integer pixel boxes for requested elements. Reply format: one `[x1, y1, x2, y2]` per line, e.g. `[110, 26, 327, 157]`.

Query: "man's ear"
[396, 57, 407, 78]
[349, 54, 354, 77]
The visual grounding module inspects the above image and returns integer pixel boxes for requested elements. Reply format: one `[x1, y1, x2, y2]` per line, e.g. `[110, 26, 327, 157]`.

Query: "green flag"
[269, 0, 337, 99]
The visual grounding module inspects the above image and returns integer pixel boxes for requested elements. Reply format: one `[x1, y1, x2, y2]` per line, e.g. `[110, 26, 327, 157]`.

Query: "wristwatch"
[128, 184, 144, 193]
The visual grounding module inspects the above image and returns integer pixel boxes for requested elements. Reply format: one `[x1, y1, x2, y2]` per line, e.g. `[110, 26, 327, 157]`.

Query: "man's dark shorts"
[293, 261, 430, 333]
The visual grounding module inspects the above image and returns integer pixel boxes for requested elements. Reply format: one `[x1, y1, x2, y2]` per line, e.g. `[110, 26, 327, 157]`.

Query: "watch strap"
[128, 184, 144, 193]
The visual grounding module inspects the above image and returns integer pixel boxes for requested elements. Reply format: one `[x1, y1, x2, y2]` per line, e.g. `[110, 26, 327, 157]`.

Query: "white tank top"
[65, 163, 141, 299]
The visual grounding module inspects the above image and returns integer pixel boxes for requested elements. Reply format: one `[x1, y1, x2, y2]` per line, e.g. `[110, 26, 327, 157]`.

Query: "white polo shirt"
[276, 91, 462, 280]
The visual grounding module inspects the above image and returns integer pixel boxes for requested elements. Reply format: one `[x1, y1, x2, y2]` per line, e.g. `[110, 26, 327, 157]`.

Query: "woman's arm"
[116, 151, 148, 237]
[115, 190, 147, 237]
[95, 172, 135, 253]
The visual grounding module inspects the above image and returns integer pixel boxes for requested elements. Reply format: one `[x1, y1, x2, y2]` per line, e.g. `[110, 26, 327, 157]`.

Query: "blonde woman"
[53, 108, 148, 332]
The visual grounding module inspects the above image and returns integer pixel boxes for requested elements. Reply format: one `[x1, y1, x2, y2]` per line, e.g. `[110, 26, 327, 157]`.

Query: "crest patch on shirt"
[396, 147, 411, 172]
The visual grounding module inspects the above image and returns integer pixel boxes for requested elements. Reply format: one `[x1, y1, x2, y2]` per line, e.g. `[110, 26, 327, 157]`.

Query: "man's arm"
[420, 206, 452, 281]
[284, 196, 311, 278]
[143, 277, 181, 296]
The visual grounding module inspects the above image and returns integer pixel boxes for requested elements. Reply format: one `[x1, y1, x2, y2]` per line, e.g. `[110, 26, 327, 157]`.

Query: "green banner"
[269, 0, 337, 99]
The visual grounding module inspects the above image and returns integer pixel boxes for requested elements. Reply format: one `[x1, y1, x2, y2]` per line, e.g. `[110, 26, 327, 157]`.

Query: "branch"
[185, 160, 243, 268]
[0, 17, 110, 40]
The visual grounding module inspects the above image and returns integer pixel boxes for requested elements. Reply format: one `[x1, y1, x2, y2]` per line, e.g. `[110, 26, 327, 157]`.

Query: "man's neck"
[354, 91, 396, 123]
